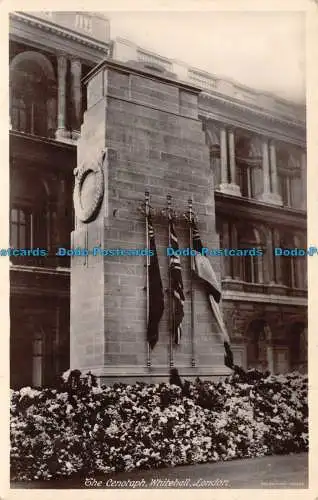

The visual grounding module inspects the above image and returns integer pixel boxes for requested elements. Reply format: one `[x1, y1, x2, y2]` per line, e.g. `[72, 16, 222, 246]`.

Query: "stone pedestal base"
[80, 364, 233, 385]
[257, 192, 283, 206]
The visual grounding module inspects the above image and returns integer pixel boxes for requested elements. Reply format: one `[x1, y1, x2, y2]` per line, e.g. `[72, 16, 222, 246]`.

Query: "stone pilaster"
[269, 140, 282, 204]
[220, 127, 228, 185]
[264, 227, 275, 284]
[228, 129, 236, 185]
[55, 54, 70, 141]
[218, 127, 241, 196]
[70, 58, 82, 140]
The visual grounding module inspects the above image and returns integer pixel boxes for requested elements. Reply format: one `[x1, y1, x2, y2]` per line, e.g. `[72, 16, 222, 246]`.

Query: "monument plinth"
[70, 60, 231, 383]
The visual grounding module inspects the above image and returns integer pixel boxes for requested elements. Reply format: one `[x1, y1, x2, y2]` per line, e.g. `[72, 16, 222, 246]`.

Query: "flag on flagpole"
[191, 219, 234, 369]
[168, 216, 185, 345]
[147, 214, 164, 349]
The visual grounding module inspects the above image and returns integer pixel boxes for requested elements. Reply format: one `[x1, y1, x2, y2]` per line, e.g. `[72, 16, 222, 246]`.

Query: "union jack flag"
[168, 216, 185, 344]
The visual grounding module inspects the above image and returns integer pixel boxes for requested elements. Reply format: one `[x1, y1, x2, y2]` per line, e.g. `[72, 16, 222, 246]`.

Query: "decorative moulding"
[73, 149, 105, 223]
[10, 12, 111, 55]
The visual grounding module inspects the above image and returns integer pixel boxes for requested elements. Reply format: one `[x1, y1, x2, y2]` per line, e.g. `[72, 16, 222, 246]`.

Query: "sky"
[105, 11, 305, 104]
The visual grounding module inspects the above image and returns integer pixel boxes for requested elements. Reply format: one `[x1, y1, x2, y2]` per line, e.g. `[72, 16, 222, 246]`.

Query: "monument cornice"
[199, 91, 305, 129]
[83, 58, 203, 94]
[201, 110, 306, 149]
[9, 12, 111, 63]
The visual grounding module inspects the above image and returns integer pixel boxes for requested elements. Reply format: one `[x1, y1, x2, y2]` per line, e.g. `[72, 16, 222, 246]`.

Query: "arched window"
[276, 147, 301, 208]
[10, 51, 56, 138]
[238, 225, 264, 283]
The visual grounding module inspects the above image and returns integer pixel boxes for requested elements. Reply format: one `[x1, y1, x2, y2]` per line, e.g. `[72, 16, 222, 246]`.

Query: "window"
[237, 164, 254, 198]
[241, 251, 258, 283]
[278, 174, 292, 207]
[280, 234, 296, 288]
[11, 70, 49, 136]
[10, 51, 56, 138]
[235, 135, 261, 199]
[237, 225, 264, 284]
[10, 207, 32, 248]
[281, 253, 295, 288]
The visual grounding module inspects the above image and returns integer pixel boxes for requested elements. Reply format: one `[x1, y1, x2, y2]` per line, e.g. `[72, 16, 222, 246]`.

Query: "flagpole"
[145, 191, 151, 368]
[188, 198, 196, 367]
[167, 194, 174, 367]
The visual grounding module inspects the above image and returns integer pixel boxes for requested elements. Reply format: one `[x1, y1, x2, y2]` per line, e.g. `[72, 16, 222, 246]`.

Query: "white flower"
[65, 404, 73, 415]
[61, 369, 71, 382]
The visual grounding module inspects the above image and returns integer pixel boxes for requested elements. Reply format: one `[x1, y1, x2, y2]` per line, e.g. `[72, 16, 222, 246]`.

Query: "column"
[269, 140, 283, 204]
[220, 127, 229, 185]
[265, 227, 275, 284]
[32, 333, 43, 388]
[228, 129, 236, 184]
[293, 235, 304, 289]
[55, 54, 69, 140]
[221, 221, 232, 279]
[70, 58, 82, 140]
[262, 140, 271, 193]
[257, 139, 282, 205]
[47, 80, 57, 139]
[269, 141, 278, 194]
[301, 152, 307, 210]
[218, 127, 241, 195]
[273, 228, 283, 285]
[231, 223, 241, 280]
[227, 129, 241, 195]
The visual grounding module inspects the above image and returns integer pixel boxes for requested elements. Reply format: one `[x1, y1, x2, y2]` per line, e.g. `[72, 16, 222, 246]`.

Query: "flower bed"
[10, 371, 308, 481]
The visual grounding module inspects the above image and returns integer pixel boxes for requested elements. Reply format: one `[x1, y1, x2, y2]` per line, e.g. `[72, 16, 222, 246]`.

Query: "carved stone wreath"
[73, 149, 105, 223]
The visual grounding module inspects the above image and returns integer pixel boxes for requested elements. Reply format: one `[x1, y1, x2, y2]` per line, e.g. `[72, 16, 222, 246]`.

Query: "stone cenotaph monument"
[70, 59, 231, 383]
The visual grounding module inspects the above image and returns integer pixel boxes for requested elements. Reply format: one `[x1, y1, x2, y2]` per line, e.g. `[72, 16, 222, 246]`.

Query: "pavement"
[11, 452, 308, 489]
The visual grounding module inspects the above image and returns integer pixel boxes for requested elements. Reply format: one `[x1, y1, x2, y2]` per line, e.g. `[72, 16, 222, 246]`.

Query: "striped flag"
[147, 214, 164, 349]
[168, 216, 185, 345]
[191, 220, 234, 369]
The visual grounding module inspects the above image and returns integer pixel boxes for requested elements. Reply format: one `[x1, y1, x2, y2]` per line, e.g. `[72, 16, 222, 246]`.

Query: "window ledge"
[10, 262, 70, 275]
[222, 287, 307, 306]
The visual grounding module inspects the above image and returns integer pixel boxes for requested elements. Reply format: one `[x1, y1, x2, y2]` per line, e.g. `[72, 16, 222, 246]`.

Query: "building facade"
[9, 12, 307, 389]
